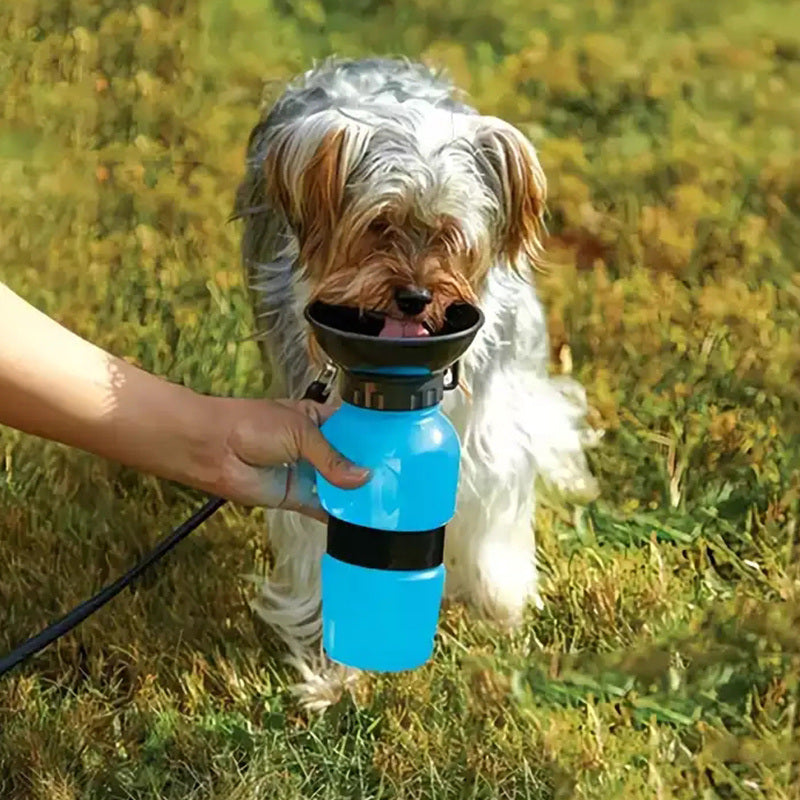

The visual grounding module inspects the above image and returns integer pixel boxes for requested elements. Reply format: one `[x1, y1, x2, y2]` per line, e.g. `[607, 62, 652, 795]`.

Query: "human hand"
[213, 397, 369, 521]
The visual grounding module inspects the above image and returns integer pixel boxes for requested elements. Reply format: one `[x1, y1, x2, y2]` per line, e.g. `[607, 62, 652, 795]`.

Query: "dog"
[234, 57, 599, 710]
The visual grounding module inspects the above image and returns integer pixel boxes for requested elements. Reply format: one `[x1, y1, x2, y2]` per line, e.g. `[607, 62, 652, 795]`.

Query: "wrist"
[93, 361, 235, 499]
[166, 388, 237, 498]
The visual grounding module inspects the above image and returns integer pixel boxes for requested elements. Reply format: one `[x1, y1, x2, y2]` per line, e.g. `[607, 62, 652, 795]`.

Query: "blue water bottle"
[304, 301, 484, 672]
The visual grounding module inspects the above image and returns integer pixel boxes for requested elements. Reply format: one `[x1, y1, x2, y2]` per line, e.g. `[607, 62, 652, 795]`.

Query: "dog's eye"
[368, 219, 391, 237]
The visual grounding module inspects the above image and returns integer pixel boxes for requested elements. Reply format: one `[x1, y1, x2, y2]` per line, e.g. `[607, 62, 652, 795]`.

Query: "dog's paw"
[536, 455, 601, 507]
[284, 649, 360, 713]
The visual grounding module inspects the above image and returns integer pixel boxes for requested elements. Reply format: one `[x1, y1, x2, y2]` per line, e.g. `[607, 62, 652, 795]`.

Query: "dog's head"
[258, 107, 546, 341]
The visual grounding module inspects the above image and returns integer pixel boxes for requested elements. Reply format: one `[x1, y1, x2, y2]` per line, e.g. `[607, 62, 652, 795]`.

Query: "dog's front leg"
[441, 373, 543, 628]
[249, 509, 360, 711]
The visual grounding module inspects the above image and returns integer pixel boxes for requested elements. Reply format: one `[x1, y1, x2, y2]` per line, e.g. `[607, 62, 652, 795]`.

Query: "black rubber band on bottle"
[326, 516, 445, 571]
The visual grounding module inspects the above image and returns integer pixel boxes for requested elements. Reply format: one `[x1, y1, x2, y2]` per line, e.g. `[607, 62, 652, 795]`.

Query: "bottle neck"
[339, 370, 445, 411]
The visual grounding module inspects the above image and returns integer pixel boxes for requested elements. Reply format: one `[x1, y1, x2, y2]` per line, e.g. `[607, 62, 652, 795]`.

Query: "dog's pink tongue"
[379, 318, 430, 338]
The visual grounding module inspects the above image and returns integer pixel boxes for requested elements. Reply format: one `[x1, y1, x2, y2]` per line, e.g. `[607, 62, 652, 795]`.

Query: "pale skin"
[0, 283, 369, 521]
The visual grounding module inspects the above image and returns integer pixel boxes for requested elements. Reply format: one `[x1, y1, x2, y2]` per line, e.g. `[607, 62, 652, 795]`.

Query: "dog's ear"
[262, 114, 372, 272]
[473, 117, 547, 270]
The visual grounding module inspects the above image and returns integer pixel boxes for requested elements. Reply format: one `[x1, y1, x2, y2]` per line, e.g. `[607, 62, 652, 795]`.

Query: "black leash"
[0, 496, 226, 678]
[0, 368, 336, 679]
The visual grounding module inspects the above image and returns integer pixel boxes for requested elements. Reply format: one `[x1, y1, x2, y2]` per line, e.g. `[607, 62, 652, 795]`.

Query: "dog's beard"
[303, 217, 483, 344]
[307, 264, 477, 341]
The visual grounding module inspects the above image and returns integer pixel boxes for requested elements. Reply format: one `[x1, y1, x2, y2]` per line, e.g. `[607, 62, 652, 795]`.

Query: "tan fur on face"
[304, 212, 481, 367]
[264, 129, 353, 273]
[261, 114, 546, 370]
[311, 212, 480, 327]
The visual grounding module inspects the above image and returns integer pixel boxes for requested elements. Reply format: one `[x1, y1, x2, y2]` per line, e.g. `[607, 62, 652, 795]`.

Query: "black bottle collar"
[339, 361, 460, 411]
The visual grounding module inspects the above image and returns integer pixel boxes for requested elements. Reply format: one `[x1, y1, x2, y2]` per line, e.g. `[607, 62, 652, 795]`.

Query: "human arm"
[0, 283, 367, 520]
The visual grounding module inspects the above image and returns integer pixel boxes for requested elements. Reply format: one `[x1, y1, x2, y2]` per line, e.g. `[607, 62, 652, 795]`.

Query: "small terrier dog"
[235, 57, 599, 709]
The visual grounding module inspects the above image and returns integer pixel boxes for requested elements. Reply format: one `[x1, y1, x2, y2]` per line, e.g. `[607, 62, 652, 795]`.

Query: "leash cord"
[0, 367, 336, 680]
[0, 496, 226, 678]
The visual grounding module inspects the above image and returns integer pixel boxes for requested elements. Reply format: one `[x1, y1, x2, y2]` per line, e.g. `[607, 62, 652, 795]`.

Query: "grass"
[1, 0, 800, 797]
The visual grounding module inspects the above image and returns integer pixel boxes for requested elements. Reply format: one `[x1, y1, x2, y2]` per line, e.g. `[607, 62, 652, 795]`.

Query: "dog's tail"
[525, 373, 603, 507]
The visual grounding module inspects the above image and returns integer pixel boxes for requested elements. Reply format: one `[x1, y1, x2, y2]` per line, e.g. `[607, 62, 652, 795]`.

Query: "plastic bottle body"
[319, 557, 445, 671]
[316, 401, 460, 671]
[317, 402, 461, 531]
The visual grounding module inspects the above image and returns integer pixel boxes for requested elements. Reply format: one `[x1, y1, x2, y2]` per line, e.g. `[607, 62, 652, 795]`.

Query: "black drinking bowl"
[304, 301, 484, 373]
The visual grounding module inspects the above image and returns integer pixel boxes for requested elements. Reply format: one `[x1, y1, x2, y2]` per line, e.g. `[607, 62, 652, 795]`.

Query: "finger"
[249, 464, 294, 508]
[275, 461, 329, 523]
[281, 460, 322, 512]
[293, 505, 328, 524]
[299, 398, 340, 424]
[237, 462, 328, 522]
[296, 420, 370, 489]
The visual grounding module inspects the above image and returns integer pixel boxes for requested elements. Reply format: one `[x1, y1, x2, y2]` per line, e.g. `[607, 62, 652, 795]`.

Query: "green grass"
[2, 0, 800, 797]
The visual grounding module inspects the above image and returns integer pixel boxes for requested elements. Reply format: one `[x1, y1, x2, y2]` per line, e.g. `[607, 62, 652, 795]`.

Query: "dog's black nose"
[394, 286, 432, 316]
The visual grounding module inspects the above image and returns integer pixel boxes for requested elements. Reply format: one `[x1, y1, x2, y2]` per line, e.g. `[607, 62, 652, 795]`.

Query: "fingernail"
[333, 453, 370, 479]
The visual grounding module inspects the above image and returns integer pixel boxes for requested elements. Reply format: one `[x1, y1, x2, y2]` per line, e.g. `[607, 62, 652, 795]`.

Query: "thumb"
[297, 420, 371, 489]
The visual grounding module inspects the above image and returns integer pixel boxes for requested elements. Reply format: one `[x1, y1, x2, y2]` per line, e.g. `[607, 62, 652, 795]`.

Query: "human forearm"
[0, 283, 224, 493]
[0, 283, 368, 516]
